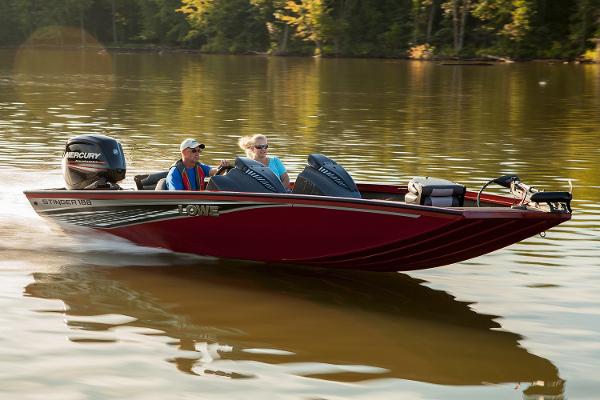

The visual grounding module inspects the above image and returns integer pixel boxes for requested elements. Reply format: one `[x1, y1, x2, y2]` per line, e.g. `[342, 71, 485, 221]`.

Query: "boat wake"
[0, 168, 206, 267]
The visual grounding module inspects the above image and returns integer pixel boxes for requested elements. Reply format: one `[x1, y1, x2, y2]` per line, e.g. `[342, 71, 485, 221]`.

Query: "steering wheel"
[215, 164, 235, 176]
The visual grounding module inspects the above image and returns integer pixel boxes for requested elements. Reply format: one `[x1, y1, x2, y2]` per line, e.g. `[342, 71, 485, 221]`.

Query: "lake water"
[1, 48, 599, 399]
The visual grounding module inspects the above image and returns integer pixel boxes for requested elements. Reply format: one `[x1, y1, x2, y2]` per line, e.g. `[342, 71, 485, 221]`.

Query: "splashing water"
[0, 168, 205, 268]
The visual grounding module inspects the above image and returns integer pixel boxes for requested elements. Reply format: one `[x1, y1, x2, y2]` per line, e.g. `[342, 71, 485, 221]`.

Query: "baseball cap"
[180, 138, 206, 151]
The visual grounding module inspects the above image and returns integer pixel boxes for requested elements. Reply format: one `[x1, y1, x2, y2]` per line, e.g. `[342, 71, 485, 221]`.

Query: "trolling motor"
[477, 175, 572, 213]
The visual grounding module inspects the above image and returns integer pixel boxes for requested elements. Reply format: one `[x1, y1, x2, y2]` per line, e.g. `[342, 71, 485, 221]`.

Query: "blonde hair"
[238, 134, 267, 157]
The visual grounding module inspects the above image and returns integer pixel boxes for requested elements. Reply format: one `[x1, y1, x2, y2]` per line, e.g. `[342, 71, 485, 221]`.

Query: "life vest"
[171, 160, 206, 191]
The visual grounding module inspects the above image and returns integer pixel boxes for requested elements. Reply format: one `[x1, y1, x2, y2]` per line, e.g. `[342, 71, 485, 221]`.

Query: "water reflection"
[2, 49, 599, 201]
[25, 263, 563, 396]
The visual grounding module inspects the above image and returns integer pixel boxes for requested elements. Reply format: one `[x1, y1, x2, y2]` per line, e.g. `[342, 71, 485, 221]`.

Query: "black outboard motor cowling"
[206, 157, 286, 193]
[293, 154, 361, 198]
[62, 134, 126, 190]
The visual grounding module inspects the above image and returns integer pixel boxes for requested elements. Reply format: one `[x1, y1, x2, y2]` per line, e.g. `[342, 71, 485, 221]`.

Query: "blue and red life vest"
[172, 160, 205, 191]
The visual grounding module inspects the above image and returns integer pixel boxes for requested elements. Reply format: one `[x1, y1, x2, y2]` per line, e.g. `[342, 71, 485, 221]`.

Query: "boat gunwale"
[23, 186, 571, 222]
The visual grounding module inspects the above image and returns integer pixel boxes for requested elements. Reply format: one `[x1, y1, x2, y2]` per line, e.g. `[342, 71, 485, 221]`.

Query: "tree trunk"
[458, 0, 470, 52]
[112, 0, 118, 44]
[413, 1, 421, 43]
[426, 0, 437, 43]
[280, 24, 289, 53]
[315, 40, 322, 56]
[539, 0, 546, 25]
[452, 0, 459, 52]
[337, 0, 354, 54]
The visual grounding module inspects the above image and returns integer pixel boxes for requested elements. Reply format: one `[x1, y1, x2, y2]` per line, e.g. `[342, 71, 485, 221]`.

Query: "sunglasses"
[190, 147, 203, 153]
[254, 144, 269, 150]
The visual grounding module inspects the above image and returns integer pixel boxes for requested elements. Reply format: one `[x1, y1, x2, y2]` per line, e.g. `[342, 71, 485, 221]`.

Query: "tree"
[472, 0, 535, 43]
[178, 0, 269, 52]
[441, 0, 472, 53]
[13, 0, 95, 46]
[0, 1, 26, 45]
[470, 0, 538, 56]
[426, 0, 440, 43]
[503, 0, 535, 41]
[1, 0, 600, 58]
[250, 0, 292, 53]
[276, 0, 333, 55]
[570, 0, 600, 55]
[137, 0, 190, 44]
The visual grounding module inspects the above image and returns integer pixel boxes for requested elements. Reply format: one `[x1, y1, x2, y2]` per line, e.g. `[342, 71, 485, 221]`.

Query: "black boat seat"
[405, 176, 466, 207]
[134, 171, 168, 190]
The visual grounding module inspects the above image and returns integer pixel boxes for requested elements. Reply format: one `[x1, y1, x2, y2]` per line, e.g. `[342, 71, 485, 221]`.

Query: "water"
[1, 48, 599, 399]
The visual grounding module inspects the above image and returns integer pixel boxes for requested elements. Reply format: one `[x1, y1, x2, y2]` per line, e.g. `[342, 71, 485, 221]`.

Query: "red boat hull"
[24, 185, 570, 271]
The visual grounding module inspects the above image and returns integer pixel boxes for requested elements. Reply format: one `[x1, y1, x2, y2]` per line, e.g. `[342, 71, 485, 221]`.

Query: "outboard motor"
[292, 154, 361, 198]
[206, 157, 286, 193]
[62, 134, 126, 190]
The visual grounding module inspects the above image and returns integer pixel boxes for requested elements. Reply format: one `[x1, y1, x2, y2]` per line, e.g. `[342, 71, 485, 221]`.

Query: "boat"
[24, 134, 573, 272]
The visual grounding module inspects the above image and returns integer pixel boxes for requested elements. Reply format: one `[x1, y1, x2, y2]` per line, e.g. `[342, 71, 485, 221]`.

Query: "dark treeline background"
[1, 0, 599, 60]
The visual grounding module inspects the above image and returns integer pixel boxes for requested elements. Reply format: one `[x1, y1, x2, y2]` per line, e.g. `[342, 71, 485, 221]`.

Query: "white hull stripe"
[33, 201, 419, 229]
[38, 203, 287, 229]
[292, 204, 420, 218]
[34, 200, 275, 213]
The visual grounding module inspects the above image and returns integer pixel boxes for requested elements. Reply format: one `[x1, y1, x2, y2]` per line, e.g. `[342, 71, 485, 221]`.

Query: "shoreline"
[1, 44, 597, 64]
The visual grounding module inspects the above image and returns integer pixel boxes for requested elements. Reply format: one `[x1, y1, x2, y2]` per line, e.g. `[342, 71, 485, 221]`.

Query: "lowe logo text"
[178, 204, 219, 217]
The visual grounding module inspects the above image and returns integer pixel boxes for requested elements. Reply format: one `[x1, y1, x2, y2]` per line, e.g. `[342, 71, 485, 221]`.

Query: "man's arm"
[208, 160, 232, 176]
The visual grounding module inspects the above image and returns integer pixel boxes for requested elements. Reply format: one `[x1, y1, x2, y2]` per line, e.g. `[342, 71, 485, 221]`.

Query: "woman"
[238, 134, 290, 189]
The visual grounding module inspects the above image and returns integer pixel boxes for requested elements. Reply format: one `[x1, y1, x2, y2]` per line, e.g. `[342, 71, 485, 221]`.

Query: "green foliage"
[136, 0, 190, 44]
[569, 0, 600, 57]
[179, 0, 269, 52]
[0, 1, 27, 45]
[275, 0, 334, 55]
[0, 0, 599, 60]
[319, 0, 416, 57]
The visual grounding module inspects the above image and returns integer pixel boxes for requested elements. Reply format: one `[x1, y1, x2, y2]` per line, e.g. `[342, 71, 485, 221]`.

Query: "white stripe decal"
[292, 204, 420, 218]
[103, 215, 187, 229]
[219, 204, 290, 214]
[35, 200, 272, 214]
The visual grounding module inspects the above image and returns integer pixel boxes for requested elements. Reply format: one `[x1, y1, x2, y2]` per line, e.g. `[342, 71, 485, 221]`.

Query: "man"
[166, 138, 229, 191]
